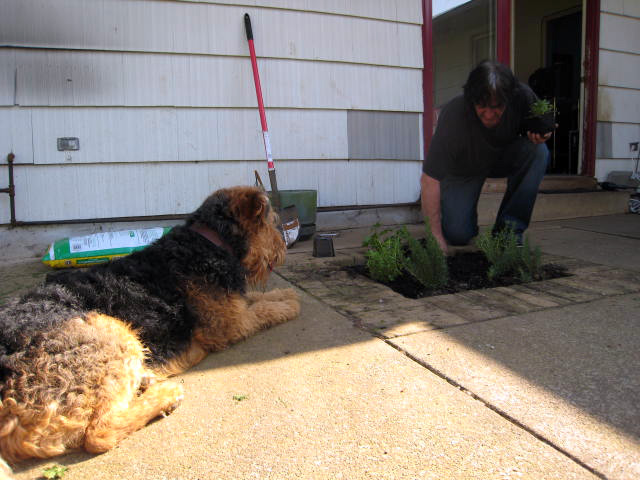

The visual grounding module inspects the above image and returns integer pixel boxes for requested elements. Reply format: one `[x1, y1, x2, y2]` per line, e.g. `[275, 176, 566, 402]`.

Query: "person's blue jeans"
[440, 137, 549, 246]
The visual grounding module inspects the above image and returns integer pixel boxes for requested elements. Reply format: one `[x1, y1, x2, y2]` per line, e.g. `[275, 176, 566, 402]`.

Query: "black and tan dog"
[0, 186, 300, 468]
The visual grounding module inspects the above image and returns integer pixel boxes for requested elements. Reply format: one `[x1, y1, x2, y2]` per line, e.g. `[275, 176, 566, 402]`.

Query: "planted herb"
[528, 99, 555, 117]
[475, 226, 543, 282]
[348, 222, 567, 299]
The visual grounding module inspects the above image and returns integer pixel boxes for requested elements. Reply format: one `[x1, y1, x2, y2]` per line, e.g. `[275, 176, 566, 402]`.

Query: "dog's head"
[186, 186, 286, 286]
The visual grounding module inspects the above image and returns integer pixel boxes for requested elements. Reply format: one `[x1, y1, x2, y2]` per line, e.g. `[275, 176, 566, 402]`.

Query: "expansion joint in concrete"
[384, 339, 610, 480]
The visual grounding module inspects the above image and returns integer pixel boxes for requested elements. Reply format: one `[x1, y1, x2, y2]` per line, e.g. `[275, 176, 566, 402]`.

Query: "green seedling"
[528, 99, 555, 117]
[362, 223, 409, 283]
[43, 465, 68, 480]
[363, 220, 449, 290]
[233, 394, 248, 402]
[476, 226, 542, 282]
[402, 218, 448, 290]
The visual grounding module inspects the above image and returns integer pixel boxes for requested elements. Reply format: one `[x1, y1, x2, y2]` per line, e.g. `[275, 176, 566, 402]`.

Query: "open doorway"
[432, 0, 496, 110]
[514, 1, 582, 175]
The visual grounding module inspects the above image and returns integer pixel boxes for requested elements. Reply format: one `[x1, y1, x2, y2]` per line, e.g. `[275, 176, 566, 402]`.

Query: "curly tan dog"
[0, 186, 300, 470]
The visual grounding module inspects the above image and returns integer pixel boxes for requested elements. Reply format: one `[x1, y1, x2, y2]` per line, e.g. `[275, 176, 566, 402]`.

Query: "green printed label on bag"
[42, 227, 172, 267]
[69, 228, 165, 253]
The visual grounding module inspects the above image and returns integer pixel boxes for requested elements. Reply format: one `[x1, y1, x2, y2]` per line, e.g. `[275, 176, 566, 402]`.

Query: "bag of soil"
[42, 227, 171, 268]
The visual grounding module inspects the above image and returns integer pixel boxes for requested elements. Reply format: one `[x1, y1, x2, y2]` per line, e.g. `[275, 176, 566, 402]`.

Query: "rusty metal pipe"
[0, 150, 417, 226]
[1, 203, 421, 227]
[0, 153, 16, 226]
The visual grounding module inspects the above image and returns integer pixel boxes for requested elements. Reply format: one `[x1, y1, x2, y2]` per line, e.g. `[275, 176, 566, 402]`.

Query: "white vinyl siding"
[0, 0, 424, 223]
[0, 1, 422, 67]
[19, 107, 348, 164]
[7, 50, 422, 110]
[594, 4, 640, 180]
[0, 160, 421, 221]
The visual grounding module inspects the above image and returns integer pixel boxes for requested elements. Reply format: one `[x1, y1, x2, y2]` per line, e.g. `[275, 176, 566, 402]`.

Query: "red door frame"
[422, 0, 434, 160]
[422, 0, 598, 176]
[582, 0, 600, 176]
[496, 0, 511, 65]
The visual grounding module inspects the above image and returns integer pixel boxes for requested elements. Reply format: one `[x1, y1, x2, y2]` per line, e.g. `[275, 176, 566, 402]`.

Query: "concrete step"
[0, 188, 632, 262]
[478, 190, 630, 225]
[482, 174, 599, 193]
[317, 190, 631, 231]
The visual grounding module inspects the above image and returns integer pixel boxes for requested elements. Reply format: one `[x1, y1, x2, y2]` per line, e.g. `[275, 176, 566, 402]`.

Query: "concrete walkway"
[2, 214, 639, 480]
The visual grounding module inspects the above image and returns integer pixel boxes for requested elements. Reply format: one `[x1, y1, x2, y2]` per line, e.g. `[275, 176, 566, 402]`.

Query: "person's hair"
[463, 60, 518, 107]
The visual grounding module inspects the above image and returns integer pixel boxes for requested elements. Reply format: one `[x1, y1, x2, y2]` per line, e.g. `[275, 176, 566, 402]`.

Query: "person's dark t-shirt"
[423, 83, 537, 180]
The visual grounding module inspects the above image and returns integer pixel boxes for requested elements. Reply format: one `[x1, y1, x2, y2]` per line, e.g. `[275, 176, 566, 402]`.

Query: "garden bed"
[345, 251, 568, 299]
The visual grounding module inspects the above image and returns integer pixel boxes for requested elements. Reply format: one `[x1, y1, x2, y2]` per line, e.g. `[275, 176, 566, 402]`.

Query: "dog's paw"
[282, 289, 301, 315]
[279, 288, 299, 302]
[265, 289, 300, 319]
[159, 382, 184, 417]
[161, 400, 182, 417]
[285, 298, 301, 319]
[245, 291, 264, 304]
[278, 291, 301, 320]
[137, 374, 158, 395]
[263, 288, 299, 303]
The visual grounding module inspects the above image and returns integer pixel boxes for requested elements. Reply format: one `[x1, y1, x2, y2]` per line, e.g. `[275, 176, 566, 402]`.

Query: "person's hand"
[434, 233, 449, 256]
[527, 130, 553, 144]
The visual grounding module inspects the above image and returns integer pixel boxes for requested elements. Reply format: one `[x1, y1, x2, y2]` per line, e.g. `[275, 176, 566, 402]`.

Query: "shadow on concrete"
[4, 214, 640, 478]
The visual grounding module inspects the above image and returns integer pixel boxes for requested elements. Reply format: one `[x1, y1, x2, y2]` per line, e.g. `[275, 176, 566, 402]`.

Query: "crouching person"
[421, 60, 552, 254]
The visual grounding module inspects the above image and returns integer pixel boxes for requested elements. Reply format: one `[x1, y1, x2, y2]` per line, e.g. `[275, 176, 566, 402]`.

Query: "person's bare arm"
[420, 172, 448, 254]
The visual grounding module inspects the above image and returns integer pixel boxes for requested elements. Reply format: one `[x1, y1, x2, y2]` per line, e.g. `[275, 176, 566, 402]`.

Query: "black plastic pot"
[524, 111, 555, 135]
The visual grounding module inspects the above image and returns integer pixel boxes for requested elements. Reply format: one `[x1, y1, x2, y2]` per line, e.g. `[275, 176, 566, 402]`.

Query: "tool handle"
[244, 13, 253, 41]
[244, 12, 276, 177]
[269, 170, 281, 209]
[244, 14, 269, 145]
[268, 169, 279, 194]
[254, 170, 265, 191]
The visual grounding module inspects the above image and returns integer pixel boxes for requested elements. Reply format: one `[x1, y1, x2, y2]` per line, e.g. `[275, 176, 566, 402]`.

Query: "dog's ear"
[247, 189, 270, 220]
[230, 187, 270, 222]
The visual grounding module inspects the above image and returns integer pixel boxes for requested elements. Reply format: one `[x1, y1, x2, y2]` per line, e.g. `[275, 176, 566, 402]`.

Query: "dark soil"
[345, 251, 569, 299]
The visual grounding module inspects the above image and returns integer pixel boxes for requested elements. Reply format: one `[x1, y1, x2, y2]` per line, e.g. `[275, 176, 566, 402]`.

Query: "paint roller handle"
[244, 13, 253, 41]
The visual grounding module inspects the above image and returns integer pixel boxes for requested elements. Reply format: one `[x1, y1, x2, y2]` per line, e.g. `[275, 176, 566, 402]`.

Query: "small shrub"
[363, 221, 449, 289]
[402, 219, 449, 289]
[476, 226, 542, 281]
[516, 235, 542, 282]
[362, 223, 408, 283]
[528, 99, 555, 117]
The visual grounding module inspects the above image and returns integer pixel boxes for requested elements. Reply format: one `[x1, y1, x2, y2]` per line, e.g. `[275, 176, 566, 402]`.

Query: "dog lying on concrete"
[0, 186, 300, 468]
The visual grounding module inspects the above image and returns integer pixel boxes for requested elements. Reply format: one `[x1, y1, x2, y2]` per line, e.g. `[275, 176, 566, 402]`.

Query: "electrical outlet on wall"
[631, 142, 639, 154]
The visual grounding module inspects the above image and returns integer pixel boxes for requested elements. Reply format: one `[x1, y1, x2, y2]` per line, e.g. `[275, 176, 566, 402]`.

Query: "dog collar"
[189, 222, 235, 256]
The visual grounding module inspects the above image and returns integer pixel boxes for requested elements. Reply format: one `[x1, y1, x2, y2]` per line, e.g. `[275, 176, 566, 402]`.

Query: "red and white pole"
[244, 13, 278, 195]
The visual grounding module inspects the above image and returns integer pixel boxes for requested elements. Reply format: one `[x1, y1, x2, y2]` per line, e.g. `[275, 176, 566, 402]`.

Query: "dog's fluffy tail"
[0, 456, 13, 480]
[0, 401, 14, 480]
[0, 408, 14, 480]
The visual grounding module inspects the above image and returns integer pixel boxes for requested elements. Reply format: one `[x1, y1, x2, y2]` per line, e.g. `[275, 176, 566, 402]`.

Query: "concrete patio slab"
[526, 215, 640, 270]
[390, 293, 640, 480]
[539, 214, 640, 239]
[2, 213, 639, 480]
[9, 275, 598, 480]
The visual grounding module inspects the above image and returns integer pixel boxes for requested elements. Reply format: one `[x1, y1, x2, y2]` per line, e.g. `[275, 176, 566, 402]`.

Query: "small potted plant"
[524, 99, 556, 135]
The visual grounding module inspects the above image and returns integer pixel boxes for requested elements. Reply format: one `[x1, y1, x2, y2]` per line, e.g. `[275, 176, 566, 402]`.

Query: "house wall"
[0, 0, 424, 224]
[595, 0, 640, 180]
